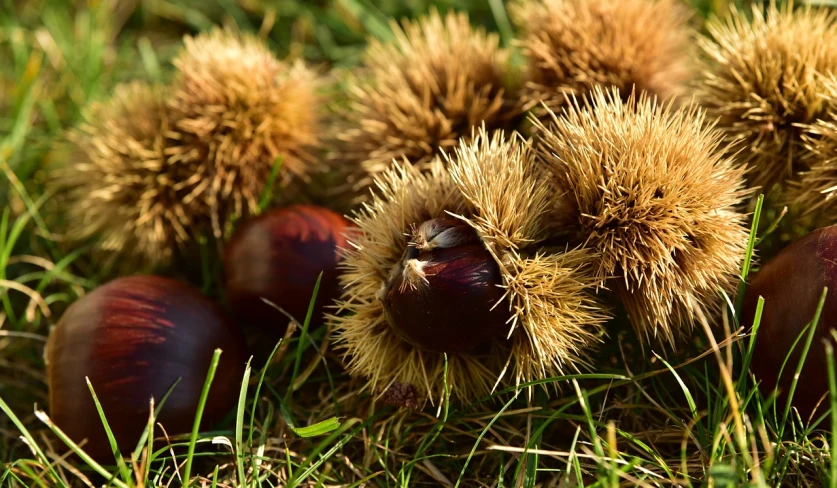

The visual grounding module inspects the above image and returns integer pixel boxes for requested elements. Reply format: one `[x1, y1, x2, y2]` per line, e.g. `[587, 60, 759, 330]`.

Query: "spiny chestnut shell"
[46, 276, 247, 460]
[224, 205, 352, 329]
[742, 225, 837, 417]
[382, 220, 511, 354]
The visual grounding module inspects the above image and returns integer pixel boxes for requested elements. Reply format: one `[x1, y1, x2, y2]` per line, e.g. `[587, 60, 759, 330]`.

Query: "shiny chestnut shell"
[224, 205, 351, 329]
[383, 243, 511, 354]
[742, 225, 837, 417]
[46, 276, 247, 460]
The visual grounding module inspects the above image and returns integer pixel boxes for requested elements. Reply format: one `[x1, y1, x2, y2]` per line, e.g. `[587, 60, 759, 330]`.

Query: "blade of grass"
[487, 0, 514, 47]
[288, 272, 321, 405]
[655, 354, 698, 420]
[182, 348, 223, 484]
[35, 408, 128, 488]
[735, 194, 763, 314]
[85, 378, 133, 486]
[780, 288, 827, 439]
[235, 358, 252, 487]
[131, 377, 182, 461]
[289, 417, 341, 437]
[738, 296, 765, 389]
[288, 417, 366, 485]
[337, 0, 394, 41]
[826, 339, 837, 488]
[0, 397, 64, 486]
[249, 341, 281, 445]
[454, 390, 521, 488]
[137, 37, 161, 81]
[257, 156, 283, 212]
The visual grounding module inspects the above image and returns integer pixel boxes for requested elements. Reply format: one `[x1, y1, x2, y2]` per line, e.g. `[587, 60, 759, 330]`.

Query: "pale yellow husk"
[332, 128, 608, 403]
[697, 1, 837, 192]
[56, 82, 192, 269]
[534, 87, 751, 345]
[334, 10, 521, 195]
[169, 27, 320, 235]
[513, 0, 695, 121]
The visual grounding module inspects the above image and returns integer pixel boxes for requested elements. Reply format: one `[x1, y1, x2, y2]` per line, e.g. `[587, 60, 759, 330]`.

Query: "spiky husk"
[54, 82, 198, 269]
[169, 27, 320, 235]
[697, 2, 837, 192]
[512, 0, 694, 121]
[332, 128, 607, 403]
[334, 10, 521, 195]
[534, 87, 751, 345]
[787, 76, 837, 216]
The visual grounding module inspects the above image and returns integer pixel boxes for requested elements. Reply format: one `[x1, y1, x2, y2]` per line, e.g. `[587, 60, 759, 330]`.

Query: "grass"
[2, 0, 837, 486]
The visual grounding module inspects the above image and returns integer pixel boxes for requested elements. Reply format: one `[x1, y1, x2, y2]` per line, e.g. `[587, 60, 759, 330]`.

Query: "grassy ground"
[2, 0, 836, 486]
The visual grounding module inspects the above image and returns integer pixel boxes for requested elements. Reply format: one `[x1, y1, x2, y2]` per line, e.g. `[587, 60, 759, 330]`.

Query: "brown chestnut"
[224, 205, 352, 330]
[46, 276, 247, 460]
[742, 225, 837, 417]
[380, 218, 511, 353]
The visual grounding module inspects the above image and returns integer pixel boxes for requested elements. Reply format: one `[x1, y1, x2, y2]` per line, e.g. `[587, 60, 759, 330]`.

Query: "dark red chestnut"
[224, 205, 352, 330]
[742, 225, 837, 417]
[46, 276, 247, 460]
[381, 218, 511, 354]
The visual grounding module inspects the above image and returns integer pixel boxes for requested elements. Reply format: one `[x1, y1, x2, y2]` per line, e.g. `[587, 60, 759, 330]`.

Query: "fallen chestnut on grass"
[381, 217, 511, 353]
[742, 225, 837, 417]
[46, 276, 247, 460]
[223, 205, 351, 330]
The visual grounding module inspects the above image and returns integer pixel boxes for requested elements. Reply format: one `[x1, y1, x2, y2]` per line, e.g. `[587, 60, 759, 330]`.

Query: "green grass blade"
[182, 348, 223, 485]
[487, 0, 514, 47]
[85, 378, 133, 486]
[736, 194, 763, 314]
[454, 391, 521, 488]
[0, 397, 64, 486]
[738, 296, 765, 389]
[289, 417, 341, 438]
[289, 272, 322, 403]
[235, 358, 252, 487]
[250, 341, 281, 446]
[655, 354, 698, 420]
[258, 156, 284, 212]
[826, 339, 837, 488]
[131, 377, 182, 461]
[288, 418, 366, 485]
[35, 409, 128, 488]
[781, 288, 827, 435]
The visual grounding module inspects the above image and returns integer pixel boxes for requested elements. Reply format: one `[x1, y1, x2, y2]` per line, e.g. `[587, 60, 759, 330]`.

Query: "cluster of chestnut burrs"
[43, 0, 837, 460]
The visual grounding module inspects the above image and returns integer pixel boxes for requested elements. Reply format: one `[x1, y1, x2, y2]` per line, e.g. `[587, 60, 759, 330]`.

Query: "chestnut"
[742, 225, 837, 417]
[223, 205, 352, 330]
[46, 276, 247, 460]
[380, 218, 511, 353]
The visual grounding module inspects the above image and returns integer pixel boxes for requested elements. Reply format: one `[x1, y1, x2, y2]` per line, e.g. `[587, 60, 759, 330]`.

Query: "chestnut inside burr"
[380, 217, 512, 354]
